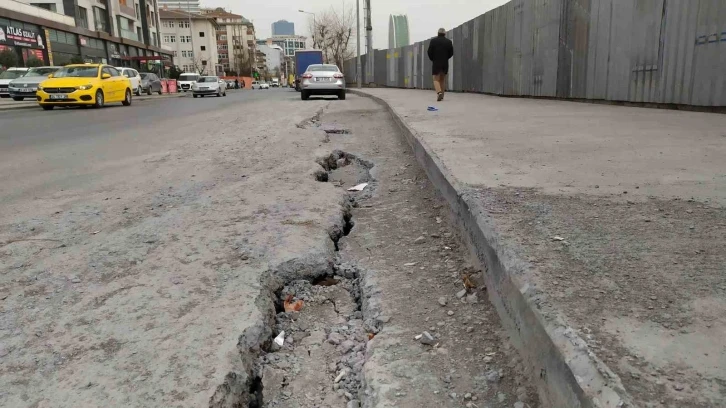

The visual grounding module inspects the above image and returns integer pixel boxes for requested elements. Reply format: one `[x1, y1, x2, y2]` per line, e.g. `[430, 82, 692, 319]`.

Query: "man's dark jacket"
[427, 34, 454, 75]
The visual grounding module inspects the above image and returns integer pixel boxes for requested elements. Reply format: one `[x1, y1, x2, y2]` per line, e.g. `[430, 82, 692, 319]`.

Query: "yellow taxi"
[37, 64, 133, 110]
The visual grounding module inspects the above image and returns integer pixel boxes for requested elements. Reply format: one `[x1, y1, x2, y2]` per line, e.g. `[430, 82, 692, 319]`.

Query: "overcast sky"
[200, 0, 509, 49]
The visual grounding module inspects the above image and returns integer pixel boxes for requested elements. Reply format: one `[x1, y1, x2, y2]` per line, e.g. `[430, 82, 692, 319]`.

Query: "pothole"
[209, 207, 383, 408]
[314, 150, 374, 191]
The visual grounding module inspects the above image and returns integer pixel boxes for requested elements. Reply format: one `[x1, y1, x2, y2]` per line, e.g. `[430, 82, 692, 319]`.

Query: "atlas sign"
[0, 25, 45, 49]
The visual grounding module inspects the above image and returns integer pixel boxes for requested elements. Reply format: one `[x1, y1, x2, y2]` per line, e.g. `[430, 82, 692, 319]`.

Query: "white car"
[0, 68, 29, 98]
[300, 64, 346, 100]
[259, 82, 270, 90]
[192, 76, 227, 97]
[178, 72, 200, 92]
[116, 67, 142, 96]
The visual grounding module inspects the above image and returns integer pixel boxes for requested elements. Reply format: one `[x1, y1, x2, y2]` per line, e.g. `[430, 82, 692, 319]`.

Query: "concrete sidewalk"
[356, 89, 726, 407]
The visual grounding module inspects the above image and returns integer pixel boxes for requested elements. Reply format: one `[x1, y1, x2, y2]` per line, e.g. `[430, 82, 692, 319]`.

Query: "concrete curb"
[351, 89, 633, 408]
[0, 93, 188, 112]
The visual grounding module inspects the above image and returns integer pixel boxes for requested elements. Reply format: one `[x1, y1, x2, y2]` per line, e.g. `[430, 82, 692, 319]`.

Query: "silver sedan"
[300, 64, 346, 101]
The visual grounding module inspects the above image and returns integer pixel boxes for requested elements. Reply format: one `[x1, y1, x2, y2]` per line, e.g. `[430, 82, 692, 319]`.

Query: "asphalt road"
[0, 85, 349, 407]
[0, 88, 307, 206]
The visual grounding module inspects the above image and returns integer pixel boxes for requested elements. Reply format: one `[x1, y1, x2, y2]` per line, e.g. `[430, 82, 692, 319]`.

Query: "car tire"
[223, 90, 226, 97]
[12, 97, 24, 101]
[146, 87, 152, 96]
[200, 95, 205, 98]
[135, 87, 141, 96]
[122, 89, 132, 106]
[93, 90, 104, 109]
[41, 104, 53, 110]
[338, 91, 346, 100]
[301, 91, 310, 101]
[217, 91, 221, 97]
[157, 87, 162, 95]
[193, 94, 198, 98]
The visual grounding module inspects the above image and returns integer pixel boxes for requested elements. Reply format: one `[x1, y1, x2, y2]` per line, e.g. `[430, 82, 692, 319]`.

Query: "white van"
[178, 72, 200, 92]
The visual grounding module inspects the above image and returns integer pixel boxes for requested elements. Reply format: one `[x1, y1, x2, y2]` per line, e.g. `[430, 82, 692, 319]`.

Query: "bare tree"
[191, 56, 209, 75]
[234, 49, 253, 76]
[307, 6, 355, 71]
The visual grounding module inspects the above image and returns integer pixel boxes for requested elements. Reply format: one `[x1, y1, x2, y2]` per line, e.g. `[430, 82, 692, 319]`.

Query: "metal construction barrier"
[345, 0, 726, 107]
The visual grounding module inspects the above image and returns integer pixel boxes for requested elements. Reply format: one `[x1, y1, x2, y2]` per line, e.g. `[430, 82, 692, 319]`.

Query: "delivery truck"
[294, 49, 323, 91]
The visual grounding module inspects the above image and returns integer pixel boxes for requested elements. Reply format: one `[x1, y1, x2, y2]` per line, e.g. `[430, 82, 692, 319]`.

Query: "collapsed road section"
[222, 95, 542, 407]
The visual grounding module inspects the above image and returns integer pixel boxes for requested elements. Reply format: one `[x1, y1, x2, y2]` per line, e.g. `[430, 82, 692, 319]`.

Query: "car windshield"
[140, 73, 149, 79]
[0, 70, 26, 79]
[53, 66, 99, 78]
[26, 67, 58, 76]
[197, 77, 218, 83]
[179, 74, 199, 81]
[307, 65, 339, 72]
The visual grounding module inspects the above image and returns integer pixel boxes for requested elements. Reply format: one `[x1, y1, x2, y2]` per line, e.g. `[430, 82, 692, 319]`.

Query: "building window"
[137, 27, 142, 41]
[31, 3, 57, 12]
[163, 35, 176, 43]
[219, 34, 227, 41]
[150, 11, 155, 26]
[200, 45, 205, 51]
[181, 50, 193, 58]
[93, 7, 109, 33]
[180, 35, 191, 43]
[134, 3, 140, 19]
[151, 32, 158, 46]
[199, 31, 204, 37]
[172, 50, 178, 57]
[75, 6, 88, 29]
[163, 21, 173, 28]
[180, 20, 190, 28]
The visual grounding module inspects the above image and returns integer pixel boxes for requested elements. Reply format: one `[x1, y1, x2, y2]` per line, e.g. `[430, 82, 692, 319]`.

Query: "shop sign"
[0, 25, 45, 49]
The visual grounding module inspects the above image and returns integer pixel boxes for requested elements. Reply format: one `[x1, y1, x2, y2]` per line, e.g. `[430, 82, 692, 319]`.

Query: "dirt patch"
[471, 186, 726, 407]
[322, 95, 541, 408]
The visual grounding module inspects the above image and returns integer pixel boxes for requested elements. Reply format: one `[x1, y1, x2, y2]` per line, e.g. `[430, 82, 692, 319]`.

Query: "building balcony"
[119, 4, 135, 18]
[119, 28, 139, 42]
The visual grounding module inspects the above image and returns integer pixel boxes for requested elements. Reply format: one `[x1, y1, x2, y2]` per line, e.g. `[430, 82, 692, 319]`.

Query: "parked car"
[139, 72, 162, 95]
[37, 64, 132, 110]
[116, 67, 142, 96]
[0, 67, 29, 98]
[259, 82, 270, 90]
[251, 80, 260, 89]
[191, 76, 226, 97]
[178, 72, 199, 92]
[8, 66, 61, 101]
[300, 64, 346, 100]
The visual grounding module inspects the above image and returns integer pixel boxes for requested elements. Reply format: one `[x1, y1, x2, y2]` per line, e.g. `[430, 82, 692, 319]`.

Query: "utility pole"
[364, 0, 372, 84]
[356, 0, 361, 88]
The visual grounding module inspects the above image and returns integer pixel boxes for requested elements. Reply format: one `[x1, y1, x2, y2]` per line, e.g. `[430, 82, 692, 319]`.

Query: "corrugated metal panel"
[346, 0, 724, 106]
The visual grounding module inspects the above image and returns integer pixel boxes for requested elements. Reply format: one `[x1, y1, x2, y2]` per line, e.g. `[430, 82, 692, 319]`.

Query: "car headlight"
[78, 84, 93, 90]
[37, 85, 43, 91]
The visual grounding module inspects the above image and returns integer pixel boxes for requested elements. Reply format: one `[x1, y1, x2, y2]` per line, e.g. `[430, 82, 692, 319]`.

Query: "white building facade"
[159, 9, 220, 74]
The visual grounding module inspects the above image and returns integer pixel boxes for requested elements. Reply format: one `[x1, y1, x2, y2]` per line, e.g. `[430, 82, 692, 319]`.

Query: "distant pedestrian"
[241, 79, 246, 89]
[427, 28, 454, 102]
[235, 78, 239, 89]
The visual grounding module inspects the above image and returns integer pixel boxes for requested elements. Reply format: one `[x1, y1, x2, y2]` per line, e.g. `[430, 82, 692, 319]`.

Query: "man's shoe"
[437, 92, 443, 102]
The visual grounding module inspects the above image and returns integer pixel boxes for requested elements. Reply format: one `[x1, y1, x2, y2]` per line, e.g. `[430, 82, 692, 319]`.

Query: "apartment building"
[256, 35, 306, 58]
[157, 0, 199, 13]
[159, 8, 220, 74]
[199, 7, 254, 76]
[1, 0, 172, 69]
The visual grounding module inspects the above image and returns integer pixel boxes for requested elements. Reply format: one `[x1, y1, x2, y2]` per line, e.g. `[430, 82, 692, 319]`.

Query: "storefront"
[0, 20, 49, 66]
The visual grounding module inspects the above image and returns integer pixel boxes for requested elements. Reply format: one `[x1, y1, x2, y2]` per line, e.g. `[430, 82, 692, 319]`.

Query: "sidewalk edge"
[351, 89, 633, 408]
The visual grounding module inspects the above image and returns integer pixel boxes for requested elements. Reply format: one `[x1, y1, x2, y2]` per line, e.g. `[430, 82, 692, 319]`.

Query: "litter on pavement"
[427, 106, 439, 112]
[347, 183, 368, 192]
[274, 331, 285, 347]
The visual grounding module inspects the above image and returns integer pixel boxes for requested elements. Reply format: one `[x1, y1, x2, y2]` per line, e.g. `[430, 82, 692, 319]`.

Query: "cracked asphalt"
[0, 89, 350, 407]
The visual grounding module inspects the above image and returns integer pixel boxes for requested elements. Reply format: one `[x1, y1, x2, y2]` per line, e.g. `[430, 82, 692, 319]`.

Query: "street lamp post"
[298, 10, 316, 47]
[356, 0, 361, 88]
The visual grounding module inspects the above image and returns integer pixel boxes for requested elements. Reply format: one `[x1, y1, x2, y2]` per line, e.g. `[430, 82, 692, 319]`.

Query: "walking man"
[427, 28, 454, 101]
